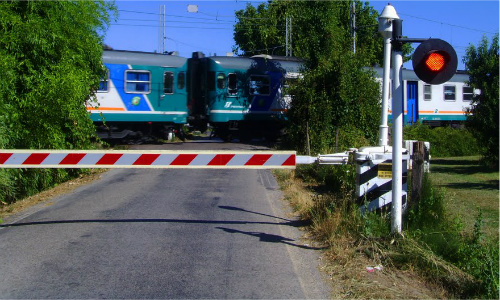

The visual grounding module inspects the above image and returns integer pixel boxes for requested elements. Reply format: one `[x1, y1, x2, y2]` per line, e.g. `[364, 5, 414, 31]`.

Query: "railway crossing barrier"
[0, 149, 361, 169]
[0, 150, 298, 169]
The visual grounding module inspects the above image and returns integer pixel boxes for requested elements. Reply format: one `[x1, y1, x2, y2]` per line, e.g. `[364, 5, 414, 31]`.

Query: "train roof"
[206, 56, 303, 73]
[103, 50, 187, 67]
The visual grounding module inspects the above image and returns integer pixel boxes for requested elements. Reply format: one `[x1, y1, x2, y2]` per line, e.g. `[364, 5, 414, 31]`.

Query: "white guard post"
[355, 146, 409, 213]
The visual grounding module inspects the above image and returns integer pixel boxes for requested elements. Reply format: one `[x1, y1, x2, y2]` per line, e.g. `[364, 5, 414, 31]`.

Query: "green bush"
[404, 123, 481, 157]
[0, 1, 115, 205]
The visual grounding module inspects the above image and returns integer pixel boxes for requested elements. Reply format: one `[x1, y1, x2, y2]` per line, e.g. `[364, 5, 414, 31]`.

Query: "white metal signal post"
[391, 19, 405, 234]
[388, 6, 457, 233]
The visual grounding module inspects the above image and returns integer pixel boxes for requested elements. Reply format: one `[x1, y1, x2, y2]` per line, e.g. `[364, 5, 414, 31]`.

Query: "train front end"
[197, 55, 302, 141]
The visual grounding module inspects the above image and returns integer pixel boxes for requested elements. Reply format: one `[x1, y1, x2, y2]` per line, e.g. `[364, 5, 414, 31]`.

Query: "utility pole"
[158, 5, 166, 54]
[351, 0, 356, 54]
[285, 17, 292, 56]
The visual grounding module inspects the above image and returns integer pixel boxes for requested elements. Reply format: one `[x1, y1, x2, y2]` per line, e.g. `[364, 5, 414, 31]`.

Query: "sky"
[103, 0, 499, 70]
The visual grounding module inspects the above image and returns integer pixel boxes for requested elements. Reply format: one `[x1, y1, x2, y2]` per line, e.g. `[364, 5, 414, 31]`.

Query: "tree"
[233, 1, 384, 154]
[0, 1, 116, 203]
[0, 0, 115, 150]
[233, 1, 384, 67]
[463, 34, 499, 168]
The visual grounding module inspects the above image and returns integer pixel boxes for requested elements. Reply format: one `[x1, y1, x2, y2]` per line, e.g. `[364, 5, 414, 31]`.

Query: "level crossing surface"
[0, 141, 331, 298]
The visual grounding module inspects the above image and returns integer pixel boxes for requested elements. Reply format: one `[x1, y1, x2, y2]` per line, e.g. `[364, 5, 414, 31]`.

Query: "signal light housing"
[412, 39, 457, 85]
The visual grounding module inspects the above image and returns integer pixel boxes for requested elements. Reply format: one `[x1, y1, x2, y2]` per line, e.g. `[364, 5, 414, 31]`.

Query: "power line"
[111, 23, 233, 30]
[165, 37, 214, 53]
[398, 12, 497, 35]
[120, 18, 235, 25]
[111, 23, 286, 33]
[118, 8, 497, 35]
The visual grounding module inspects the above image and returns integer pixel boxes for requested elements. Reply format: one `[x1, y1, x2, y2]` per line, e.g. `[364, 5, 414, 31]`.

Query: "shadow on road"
[216, 227, 326, 250]
[0, 218, 297, 227]
[218, 205, 292, 222]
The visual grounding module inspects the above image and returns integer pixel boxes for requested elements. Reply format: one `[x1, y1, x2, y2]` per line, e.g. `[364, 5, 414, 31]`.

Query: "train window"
[125, 70, 151, 94]
[97, 68, 109, 92]
[217, 73, 226, 89]
[463, 86, 473, 101]
[227, 73, 238, 95]
[163, 72, 174, 94]
[249, 75, 270, 95]
[177, 72, 185, 90]
[424, 85, 432, 101]
[443, 85, 456, 101]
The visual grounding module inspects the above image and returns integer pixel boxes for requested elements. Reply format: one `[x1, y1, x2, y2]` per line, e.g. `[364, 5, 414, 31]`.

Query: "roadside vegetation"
[275, 155, 498, 298]
[0, 1, 116, 205]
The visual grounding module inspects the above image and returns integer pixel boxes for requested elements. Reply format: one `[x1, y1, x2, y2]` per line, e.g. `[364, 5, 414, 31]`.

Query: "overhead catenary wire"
[118, 8, 496, 36]
[111, 6, 494, 58]
[111, 23, 285, 32]
[398, 12, 497, 35]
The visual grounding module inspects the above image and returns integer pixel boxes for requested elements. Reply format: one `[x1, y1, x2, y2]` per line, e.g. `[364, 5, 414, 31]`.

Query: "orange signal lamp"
[425, 52, 445, 71]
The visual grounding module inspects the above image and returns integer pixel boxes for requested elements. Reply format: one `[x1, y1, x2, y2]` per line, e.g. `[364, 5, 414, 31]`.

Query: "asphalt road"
[0, 141, 330, 299]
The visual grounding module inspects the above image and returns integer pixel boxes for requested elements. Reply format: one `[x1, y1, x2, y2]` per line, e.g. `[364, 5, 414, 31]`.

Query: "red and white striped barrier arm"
[0, 150, 296, 169]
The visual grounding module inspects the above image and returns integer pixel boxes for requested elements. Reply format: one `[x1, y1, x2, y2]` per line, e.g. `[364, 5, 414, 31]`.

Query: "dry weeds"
[274, 169, 449, 299]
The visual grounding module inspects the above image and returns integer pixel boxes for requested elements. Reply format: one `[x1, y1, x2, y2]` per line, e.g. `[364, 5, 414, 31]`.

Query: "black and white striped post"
[355, 146, 409, 214]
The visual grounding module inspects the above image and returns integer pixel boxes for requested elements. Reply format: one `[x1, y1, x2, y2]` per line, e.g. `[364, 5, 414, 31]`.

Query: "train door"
[159, 69, 186, 110]
[406, 81, 419, 124]
[159, 70, 174, 109]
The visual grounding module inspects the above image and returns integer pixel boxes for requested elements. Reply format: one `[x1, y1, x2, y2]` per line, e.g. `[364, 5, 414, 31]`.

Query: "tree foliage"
[463, 34, 499, 167]
[234, 1, 384, 67]
[0, 0, 115, 149]
[0, 1, 115, 203]
[233, 1, 384, 154]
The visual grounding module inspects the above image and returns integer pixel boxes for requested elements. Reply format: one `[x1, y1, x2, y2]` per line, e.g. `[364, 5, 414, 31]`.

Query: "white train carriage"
[372, 67, 479, 126]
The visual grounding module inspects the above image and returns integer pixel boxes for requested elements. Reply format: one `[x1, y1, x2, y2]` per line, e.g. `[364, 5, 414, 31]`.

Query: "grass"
[273, 154, 499, 299]
[429, 156, 499, 239]
[274, 167, 447, 299]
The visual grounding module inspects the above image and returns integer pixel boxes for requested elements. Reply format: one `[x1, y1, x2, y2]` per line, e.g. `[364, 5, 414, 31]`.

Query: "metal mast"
[158, 5, 166, 53]
[351, 0, 356, 54]
[285, 17, 292, 56]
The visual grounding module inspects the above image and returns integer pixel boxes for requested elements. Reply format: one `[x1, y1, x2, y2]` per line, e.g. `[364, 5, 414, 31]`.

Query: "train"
[88, 50, 476, 142]
[372, 67, 478, 127]
[89, 50, 302, 141]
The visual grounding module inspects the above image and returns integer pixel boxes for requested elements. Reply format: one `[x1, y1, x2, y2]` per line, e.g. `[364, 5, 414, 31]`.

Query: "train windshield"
[217, 73, 225, 89]
[228, 73, 238, 95]
[249, 75, 270, 95]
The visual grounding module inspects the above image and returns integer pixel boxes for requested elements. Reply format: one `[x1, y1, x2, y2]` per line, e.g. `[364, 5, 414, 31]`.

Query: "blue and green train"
[91, 50, 189, 139]
[90, 50, 302, 140]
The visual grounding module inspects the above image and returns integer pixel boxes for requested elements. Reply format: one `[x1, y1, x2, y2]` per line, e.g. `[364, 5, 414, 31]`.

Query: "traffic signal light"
[412, 39, 457, 85]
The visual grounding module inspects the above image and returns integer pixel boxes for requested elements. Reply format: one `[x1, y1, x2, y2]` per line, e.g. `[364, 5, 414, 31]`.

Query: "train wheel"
[177, 125, 186, 142]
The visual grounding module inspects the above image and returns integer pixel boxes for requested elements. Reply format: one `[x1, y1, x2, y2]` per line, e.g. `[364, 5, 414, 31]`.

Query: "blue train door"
[406, 81, 419, 124]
